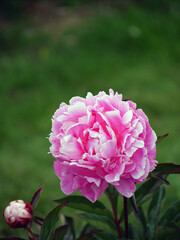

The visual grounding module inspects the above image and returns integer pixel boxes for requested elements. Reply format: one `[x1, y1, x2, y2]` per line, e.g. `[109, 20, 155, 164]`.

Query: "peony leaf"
[94, 231, 119, 240]
[120, 174, 168, 220]
[65, 216, 75, 240]
[52, 225, 68, 240]
[149, 173, 170, 185]
[135, 174, 168, 205]
[76, 232, 97, 240]
[30, 185, 44, 211]
[0, 238, 26, 240]
[78, 224, 94, 238]
[133, 206, 147, 237]
[128, 223, 142, 240]
[39, 202, 67, 240]
[77, 212, 116, 231]
[152, 163, 180, 175]
[33, 216, 44, 226]
[158, 200, 180, 228]
[146, 186, 166, 239]
[129, 194, 140, 215]
[155, 227, 180, 240]
[53, 196, 113, 219]
[156, 133, 168, 144]
[105, 185, 119, 213]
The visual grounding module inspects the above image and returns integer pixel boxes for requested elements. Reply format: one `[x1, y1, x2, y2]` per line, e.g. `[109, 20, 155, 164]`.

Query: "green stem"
[124, 197, 129, 239]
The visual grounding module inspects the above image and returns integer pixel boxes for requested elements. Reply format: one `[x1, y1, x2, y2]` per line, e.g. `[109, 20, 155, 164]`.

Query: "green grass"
[0, 4, 180, 238]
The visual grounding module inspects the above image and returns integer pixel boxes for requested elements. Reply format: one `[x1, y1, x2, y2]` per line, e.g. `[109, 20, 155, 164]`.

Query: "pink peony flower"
[50, 90, 157, 202]
[3, 200, 33, 228]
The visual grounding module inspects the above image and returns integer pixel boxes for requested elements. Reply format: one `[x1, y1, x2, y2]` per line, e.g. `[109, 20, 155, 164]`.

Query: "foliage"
[1, 156, 180, 239]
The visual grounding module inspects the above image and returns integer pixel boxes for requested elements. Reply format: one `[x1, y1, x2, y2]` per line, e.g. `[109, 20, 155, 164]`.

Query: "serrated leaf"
[77, 213, 116, 231]
[53, 196, 113, 219]
[158, 200, 180, 228]
[156, 133, 168, 144]
[152, 163, 180, 175]
[40, 202, 67, 240]
[146, 187, 166, 239]
[52, 225, 68, 240]
[30, 185, 44, 211]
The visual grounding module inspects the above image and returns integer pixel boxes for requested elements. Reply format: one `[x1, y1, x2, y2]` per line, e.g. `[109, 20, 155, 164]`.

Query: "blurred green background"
[0, 0, 180, 238]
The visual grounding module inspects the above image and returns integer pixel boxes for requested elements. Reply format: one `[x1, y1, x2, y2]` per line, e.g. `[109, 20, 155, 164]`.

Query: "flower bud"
[3, 200, 33, 228]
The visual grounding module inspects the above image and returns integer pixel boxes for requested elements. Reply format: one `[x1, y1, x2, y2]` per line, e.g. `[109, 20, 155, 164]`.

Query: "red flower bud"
[3, 200, 33, 228]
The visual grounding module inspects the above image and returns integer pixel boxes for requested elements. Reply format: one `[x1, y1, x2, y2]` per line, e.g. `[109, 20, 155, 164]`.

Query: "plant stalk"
[109, 197, 122, 239]
[124, 197, 129, 239]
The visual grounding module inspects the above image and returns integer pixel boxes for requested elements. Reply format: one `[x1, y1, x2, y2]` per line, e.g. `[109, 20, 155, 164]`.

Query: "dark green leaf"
[146, 187, 166, 239]
[77, 213, 116, 231]
[33, 216, 44, 226]
[65, 216, 75, 240]
[128, 223, 142, 240]
[135, 174, 168, 205]
[53, 196, 113, 219]
[155, 227, 180, 240]
[156, 133, 168, 144]
[40, 202, 67, 240]
[120, 174, 168, 221]
[76, 232, 97, 240]
[158, 200, 180, 228]
[30, 185, 44, 211]
[105, 185, 119, 213]
[133, 206, 147, 239]
[94, 231, 119, 240]
[130, 194, 140, 215]
[79, 224, 94, 237]
[52, 225, 68, 240]
[0, 238, 26, 240]
[149, 173, 170, 185]
[152, 163, 180, 175]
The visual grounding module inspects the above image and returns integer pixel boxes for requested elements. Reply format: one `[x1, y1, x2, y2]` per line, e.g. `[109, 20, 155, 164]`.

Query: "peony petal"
[125, 146, 138, 157]
[66, 122, 88, 139]
[80, 180, 108, 202]
[100, 139, 117, 159]
[121, 110, 133, 124]
[60, 135, 83, 160]
[105, 110, 124, 134]
[105, 162, 126, 182]
[132, 139, 144, 148]
[54, 162, 75, 194]
[113, 178, 136, 198]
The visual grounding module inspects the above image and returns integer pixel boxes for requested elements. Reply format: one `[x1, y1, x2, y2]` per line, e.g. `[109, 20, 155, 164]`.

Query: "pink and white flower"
[3, 200, 33, 228]
[50, 89, 157, 202]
